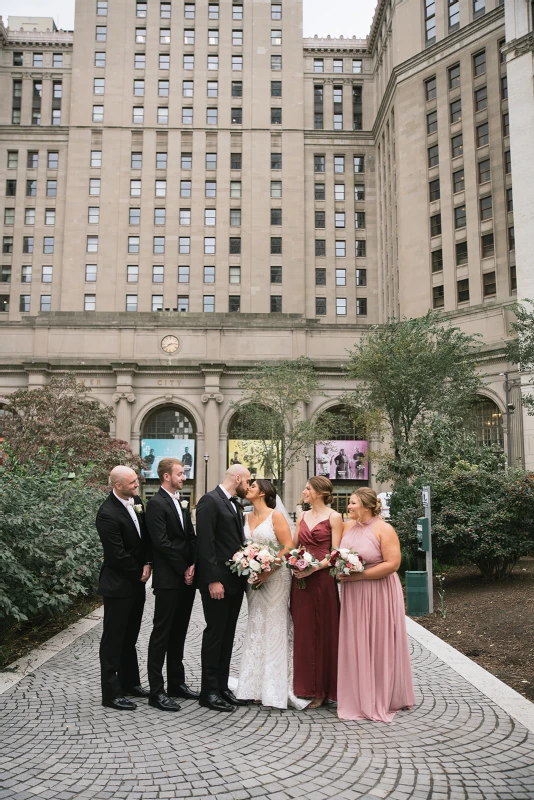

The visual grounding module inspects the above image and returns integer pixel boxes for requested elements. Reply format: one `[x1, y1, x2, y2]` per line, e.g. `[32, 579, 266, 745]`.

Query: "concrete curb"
[0, 605, 104, 695]
[406, 616, 534, 733]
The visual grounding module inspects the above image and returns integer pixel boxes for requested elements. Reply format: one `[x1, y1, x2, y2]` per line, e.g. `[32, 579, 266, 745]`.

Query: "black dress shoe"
[102, 696, 137, 711]
[148, 692, 181, 712]
[220, 689, 250, 706]
[198, 693, 236, 712]
[167, 683, 200, 700]
[125, 685, 150, 698]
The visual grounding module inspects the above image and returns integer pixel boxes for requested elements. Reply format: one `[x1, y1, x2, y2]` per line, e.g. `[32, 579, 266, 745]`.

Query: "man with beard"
[196, 464, 251, 712]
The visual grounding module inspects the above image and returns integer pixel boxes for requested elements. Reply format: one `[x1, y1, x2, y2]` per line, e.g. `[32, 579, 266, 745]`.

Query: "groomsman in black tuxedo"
[96, 466, 152, 711]
[145, 457, 198, 711]
[196, 464, 251, 712]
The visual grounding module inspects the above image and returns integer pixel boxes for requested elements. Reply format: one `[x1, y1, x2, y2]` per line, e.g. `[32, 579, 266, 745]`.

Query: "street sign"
[422, 489, 429, 508]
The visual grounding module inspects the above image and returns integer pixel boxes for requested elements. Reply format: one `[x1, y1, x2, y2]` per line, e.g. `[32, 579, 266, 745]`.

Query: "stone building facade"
[0, 0, 528, 507]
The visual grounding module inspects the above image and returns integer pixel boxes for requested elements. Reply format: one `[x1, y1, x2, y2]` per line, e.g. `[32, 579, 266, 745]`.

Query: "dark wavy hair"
[254, 478, 277, 509]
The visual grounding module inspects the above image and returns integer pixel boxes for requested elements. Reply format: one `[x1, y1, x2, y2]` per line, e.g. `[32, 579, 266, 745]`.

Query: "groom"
[196, 464, 251, 712]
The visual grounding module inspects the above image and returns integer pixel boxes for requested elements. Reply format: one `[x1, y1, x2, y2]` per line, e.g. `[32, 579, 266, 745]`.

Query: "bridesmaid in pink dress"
[290, 477, 343, 708]
[337, 488, 415, 723]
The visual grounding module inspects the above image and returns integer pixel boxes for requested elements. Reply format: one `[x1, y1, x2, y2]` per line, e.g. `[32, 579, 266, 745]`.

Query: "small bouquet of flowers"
[327, 547, 365, 580]
[284, 547, 321, 589]
[227, 541, 279, 589]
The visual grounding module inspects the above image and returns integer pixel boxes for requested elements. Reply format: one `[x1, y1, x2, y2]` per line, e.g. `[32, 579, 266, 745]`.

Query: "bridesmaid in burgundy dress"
[290, 476, 343, 708]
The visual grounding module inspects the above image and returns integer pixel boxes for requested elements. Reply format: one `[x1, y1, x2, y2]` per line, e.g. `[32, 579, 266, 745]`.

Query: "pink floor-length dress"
[337, 520, 415, 723]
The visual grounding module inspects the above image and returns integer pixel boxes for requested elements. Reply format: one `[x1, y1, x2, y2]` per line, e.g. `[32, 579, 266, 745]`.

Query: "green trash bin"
[405, 570, 429, 616]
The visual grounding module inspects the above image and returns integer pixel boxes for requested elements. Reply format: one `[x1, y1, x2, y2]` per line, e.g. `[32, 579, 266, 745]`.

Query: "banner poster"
[315, 440, 368, 481]
[228, 439, 274, 477]
[141, 438, 195, 480]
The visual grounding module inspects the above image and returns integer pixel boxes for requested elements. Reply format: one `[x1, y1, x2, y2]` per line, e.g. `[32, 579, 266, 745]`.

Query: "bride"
[232, 479, 309, 710]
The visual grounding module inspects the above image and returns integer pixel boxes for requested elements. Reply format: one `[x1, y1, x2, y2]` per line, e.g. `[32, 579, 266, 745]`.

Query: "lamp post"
[204, 452, 209, 494]
[305, 453, 310, 480]
[499, 372, 514, 468]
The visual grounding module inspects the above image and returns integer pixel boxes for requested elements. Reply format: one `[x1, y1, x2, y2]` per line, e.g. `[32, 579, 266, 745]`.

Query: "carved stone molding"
[112, 392, 136, 404]
[501, 33, 534, 60]
[201, 392, 224, 404]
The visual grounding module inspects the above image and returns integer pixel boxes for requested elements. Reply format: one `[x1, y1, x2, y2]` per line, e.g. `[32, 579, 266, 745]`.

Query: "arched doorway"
[470, 396, 504, 448]
[141, 405, 196, 500]
[314, 406, 368, 514]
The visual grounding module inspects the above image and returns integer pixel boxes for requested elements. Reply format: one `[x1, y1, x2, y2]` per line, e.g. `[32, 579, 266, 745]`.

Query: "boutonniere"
[133, 504, 143, 515]
[181, 500, 188, 509]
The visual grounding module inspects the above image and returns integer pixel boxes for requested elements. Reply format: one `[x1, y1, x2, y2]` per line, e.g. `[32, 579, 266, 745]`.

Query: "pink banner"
[315, 440, 368, 481]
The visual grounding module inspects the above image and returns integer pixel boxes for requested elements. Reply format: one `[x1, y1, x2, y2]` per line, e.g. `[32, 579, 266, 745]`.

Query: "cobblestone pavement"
[1, 593, 533, 800]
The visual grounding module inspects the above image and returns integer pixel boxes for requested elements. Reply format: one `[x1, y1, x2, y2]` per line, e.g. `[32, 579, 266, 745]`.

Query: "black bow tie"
[230, 496, 242, 511]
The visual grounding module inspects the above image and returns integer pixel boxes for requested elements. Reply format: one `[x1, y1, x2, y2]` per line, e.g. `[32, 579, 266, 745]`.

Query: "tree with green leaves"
[344, 311, 483, 468]
[1, 374, 143, 485]
[231, 358, 326, 498]
[506, 299, 534, 414]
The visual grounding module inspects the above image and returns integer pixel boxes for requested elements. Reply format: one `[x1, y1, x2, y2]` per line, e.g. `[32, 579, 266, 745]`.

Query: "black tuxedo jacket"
[145, 487, 197, 590]
[196, 486, 246, 594]
[96, 492, 151, 598]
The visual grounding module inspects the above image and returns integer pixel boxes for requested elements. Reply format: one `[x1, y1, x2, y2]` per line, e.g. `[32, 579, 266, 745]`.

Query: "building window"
[133, 106, 144, 124]
[336, 268, 346, 286]
[480, 195, 492, 220]
[314, 58, 324, 73]
[94, 78, 105, 95]
[449, 64, 460, 89]
[425, 76, 437, 101]
[483, 271, 496, 297]
[270, 152, 281, 170]
[207, 80, 218, 97]
[85, 264, 97, 282]
[43, 237, 54, 254]
[271, 208, 282, 226]
[430, 213, 442, 236]
[315, 183, 325, 200]
[315, 239, 326, 257]
[184, 2, 195, 17]
[457, 278, 470, 303]
[183, 55, 193, 70]
[455, 241, 468, 266]
[316, 268, 326, 285]
[427, 110, 438, 133]
[232, 108, 243, 124]
[96, 26, 107, 42]
[40, 295, 51, 312]
[130, 179, 142, 197]
[433, 285, 444, 309]
[336, 298, 347, 316]
[4, 208, 15, 225]
[272, 3, 282, 19]
[336, 240, 346, 257]
[271, 296, 282, 312]
[160, 27, 171, 44]
[184, 29, 195, 44]
[230, 208, 241, 226]
[233, 2, 243, 20]
[478, 158, 491, 184]
[84, 294, 96, 311]
[473, 0, 485, 17]
[153, 236, 165, 254]
[315, 297, 327, 316]
[156, 152, 167, 169]
[2, 236, 13, 254]
[90, 206, 101, 224]
[473, 50, 486, 77]
[510, 265, 517, 292]
[179, 237, 191, 254]
[429, 178, 440, 201]
[128, 236, 140, 253]
[335, 184, 345, 201]
[232, 56, 243, 71]
[502, 112, 510, 137]
[450, 99, 462, 123]
[425, 0, 436, 42]
[270, 181, 281, 198]
[271, 81, 282, 98]
[354, 212, 366, 229]
[334, 155, 345, 173]
[24, 208, 35, 226]
[136, 0, 147, 15]
[48, 151, 59, 169]
[428, 145, 439, 167]
[181, 153, 192, 169]
[157, 107, 169, 124]
[448, 0, 460, 28]
[314, 155, 325, 173]
[501, 75, 508, 100]
[451, 133, 463, 158]
[354, 184, 365, 201]
[333, 59, 343, 73]
[474, 86, 487, 112]
[271, 107, 282, 125]
[229, 236, 241, 254]
[178, 266, 190, 283]
[315, 211, 325, 228]
[356, 268, 367, 286]
[158, 80, 170, 98]
[19, 295, 30, 312]
[177, 296, 189, 312]
[431, 249, 443, 272]
[208, 29, 219, 45]
[13, 52, 23, 66]
[476, 122, 489, 147]
[161, 1, 171, 17]
[271, 55, 282, 70]
[129, 207, 141, 227]
[509, 226, 515, 251]
[271, 237, 282, 254]
[204, 237, 216, 255]
[207, 55, 219, 71]
[232, 81, 243, 97]
[507, 187, 513, 212]
[154, 208, 166, 225]
[152, 265, 164, 283]
[504, 150, 512, 175]
[353, 59, 363, 74]
[454, 205, 466, 229]
[135, 53, 146, 69]
[7, 151, 19, 169]
[271, 266, 282, 283]
[481, 233, 494, 257]
[203, 295, 215, 312]
[182, 107, 193, 124]
[127, 266, 139, 283]
[232, 29, 243, 46]
[126, 294, 138, 312]
[271, 29, 282, 45]
[26, 180, 37, 197]
[230, 266, 241, 284]
[205, 208, 216, 226]
[160, 54, 170, 69]
[47, 180, 58, 197]
[205, 180, 217, 198]
[356, 298, 367, 316]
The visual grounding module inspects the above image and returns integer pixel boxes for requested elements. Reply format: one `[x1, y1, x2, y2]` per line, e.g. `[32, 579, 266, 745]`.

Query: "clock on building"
[161, 335, 180, 354]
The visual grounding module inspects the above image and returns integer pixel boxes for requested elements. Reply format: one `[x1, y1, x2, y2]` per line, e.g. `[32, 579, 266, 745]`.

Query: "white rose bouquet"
[327, 547, 365, 579]
[283, 546, 321, 589]
[226, 540, 279, 590]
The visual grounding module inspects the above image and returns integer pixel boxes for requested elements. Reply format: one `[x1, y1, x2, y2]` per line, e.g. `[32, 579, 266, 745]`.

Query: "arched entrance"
[470, 396, 504, 448]
[141, 405, 196, 500]
[315, 406, 369, 514]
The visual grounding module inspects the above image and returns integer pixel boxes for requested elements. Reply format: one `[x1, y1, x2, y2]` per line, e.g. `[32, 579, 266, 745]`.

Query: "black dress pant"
[146, 582, 196, 696]
[200, 587, 244, 697]
[99, 587, 145, 700]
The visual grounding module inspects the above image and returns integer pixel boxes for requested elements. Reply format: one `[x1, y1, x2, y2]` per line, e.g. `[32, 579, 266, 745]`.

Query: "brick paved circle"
[1, 593, 533, 800]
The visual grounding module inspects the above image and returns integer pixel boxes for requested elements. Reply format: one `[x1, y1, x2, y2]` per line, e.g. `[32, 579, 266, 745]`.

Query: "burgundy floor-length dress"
[291, 516, 340, 701]
[337, 520, 415, 723]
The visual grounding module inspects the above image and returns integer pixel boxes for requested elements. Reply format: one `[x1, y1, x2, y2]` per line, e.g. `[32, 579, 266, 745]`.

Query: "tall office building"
[0, 0, 529, 506]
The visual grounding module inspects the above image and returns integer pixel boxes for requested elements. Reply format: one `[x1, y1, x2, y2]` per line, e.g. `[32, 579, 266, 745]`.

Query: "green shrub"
[0, 460, 106, 623]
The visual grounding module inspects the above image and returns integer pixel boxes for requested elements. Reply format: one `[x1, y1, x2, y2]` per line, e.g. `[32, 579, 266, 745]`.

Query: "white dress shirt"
[218, 483, 237, 513]
[113, 490, 141, 537]
[162, 487, 185, 527]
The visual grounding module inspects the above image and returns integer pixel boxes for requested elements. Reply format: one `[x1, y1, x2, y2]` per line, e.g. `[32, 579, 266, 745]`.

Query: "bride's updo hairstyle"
[354, 487, 382, 517]
[255, 478, 277, 509]
[308, 476, 334, 505]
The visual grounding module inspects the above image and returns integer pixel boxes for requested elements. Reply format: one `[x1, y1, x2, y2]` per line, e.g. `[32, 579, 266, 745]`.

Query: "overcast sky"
[0, 0, 377, 38]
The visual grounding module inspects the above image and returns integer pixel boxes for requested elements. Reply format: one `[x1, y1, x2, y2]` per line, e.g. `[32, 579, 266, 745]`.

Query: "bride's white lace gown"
[234, 512, 308, 710]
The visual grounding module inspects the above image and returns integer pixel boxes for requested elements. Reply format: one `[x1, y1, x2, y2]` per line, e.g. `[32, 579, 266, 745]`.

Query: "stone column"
[200, 364, 225, 488]
[111, 364, 138, 444]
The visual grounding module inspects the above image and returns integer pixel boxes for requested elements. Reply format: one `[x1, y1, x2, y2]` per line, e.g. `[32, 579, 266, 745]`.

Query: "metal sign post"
[422, 485, 433, 614]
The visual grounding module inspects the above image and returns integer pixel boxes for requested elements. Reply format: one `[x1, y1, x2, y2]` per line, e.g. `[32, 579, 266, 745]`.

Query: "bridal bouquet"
[227, 541, 279, 589]
[327, 547, 365, 579]
[284, 547, 321, 589]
